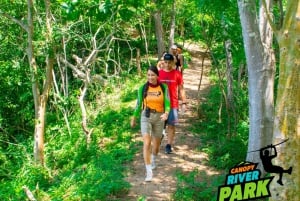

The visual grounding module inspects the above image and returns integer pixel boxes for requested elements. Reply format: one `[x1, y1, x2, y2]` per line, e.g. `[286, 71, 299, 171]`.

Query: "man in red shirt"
[159, 53, 187, 154]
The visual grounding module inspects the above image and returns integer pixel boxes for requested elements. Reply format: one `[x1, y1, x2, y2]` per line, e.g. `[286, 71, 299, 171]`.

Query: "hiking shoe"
[145, 170, 153, 182]
[151, 161, 156, 170]
[165, 144, 172, 154]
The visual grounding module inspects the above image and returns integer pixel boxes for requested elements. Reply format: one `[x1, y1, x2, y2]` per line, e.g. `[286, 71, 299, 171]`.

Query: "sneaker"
[145, 170, 153, 182]
[165, 144, 172, 154]
[151, 161, 156, 170]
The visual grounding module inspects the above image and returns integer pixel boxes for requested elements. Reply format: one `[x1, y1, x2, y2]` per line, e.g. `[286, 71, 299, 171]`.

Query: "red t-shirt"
[159, 69, 183, 109]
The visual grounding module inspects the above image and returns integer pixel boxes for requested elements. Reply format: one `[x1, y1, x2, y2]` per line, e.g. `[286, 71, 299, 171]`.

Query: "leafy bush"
[192, 80, 248, 169]
[173, 170, 224, 201]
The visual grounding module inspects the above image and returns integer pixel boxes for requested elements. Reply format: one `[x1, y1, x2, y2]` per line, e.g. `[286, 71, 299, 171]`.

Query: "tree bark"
[237, 0, 275, 172]
[26, 0, 54, 165]
[22, 186, 37, 201]
[153, 4, 165, 59]
[269, 1, 300, 199]
[259, 0, 276, 149]
[136, 48, 141, 76]
[225, 40, 237, 136]
[169, 0, 176, 47]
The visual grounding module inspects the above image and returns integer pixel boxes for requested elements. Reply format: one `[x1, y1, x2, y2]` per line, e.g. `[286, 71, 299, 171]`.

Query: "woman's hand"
[130, 117, 136, 128]
[160, 112, 169, 121]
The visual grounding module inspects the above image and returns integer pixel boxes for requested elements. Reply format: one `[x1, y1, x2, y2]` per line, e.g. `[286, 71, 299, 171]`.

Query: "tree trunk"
[136, 48, 141, 76]
[225, 40, 236, 136]
[153, 6, 165, 59]
[237, 0, 275, 172]
[26, 0, 54, 165]
[269, 1, 300, 200]
[169, 0, 176, 47]
[79, 82, 93, 145]
[259, 0, 276, 151]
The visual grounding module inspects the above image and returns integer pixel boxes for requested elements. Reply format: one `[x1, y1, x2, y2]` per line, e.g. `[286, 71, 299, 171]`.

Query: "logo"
[217, 139, 293, 201]
[148, 91, 162, 97]
[217, 162, 273, 201]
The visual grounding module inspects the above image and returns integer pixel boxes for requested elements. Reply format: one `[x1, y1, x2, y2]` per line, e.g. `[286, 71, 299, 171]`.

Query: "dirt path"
[124, 43, 219, 201]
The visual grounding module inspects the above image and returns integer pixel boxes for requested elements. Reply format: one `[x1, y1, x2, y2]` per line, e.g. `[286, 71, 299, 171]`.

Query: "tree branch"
[59, 56, 86, 79]
[261, 0, 278, 34]
[22, 186, 37, 201]
[0, 11, 29, 32]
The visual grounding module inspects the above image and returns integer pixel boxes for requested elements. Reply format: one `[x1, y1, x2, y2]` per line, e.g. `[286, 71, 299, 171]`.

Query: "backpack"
[176, 46, 188, 72]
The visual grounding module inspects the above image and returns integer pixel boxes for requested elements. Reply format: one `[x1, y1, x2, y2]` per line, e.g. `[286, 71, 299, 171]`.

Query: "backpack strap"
[142, 83, 149, 109]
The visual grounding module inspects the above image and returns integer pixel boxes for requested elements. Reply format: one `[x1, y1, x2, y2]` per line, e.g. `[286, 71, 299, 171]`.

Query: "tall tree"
[268, 0, 300, 199]
[239, 0, 299, 198]
[1, 0, 55, 165]
[28, 0, 54, 164]
[169, 0, 176, 47]
[237, 0, 275, 172]
[153, 1, 165, 59]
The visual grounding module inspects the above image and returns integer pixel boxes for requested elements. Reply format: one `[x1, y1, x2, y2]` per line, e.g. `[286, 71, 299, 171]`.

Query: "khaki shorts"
[140, 110, 164, 138]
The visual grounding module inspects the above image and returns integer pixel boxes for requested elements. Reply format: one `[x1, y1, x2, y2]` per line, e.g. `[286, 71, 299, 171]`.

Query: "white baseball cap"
[171, 44, 177, 49]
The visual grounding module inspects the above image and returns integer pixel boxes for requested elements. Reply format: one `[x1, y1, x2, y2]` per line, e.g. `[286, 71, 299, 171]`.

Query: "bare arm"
[179, 54, 184, 68]
[179, 84, 186, 103]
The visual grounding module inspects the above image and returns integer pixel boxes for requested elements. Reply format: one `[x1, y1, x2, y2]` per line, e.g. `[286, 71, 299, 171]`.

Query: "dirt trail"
[124, 43, 219, 201]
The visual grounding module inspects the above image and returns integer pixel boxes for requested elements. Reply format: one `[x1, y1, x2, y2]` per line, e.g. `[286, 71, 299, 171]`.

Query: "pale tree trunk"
[169, 0, 176, 47]
[237, 0, 275, 172]
[269, 1, 300, 199]
[26, 0, 54, 165]
[136, 48, 141, 76]
[139, 22, 151, 65]
[153, 1, 165, 59]
[79, 81, 93, 145]
[259, 0, 275, 151]
[225, 40, 237, 136]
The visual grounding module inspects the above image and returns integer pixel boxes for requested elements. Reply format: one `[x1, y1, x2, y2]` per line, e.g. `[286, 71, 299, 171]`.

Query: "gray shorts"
[140, 110, 164, 138]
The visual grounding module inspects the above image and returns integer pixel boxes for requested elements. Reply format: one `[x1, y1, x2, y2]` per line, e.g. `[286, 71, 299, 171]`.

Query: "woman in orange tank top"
[130, 66, 170, 182]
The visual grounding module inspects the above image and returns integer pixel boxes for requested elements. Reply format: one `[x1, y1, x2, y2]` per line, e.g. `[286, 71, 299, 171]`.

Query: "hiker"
[157, 51, 167, 70]
[159, 53, 187, 154]
[260, 144, 292, 185]
[177, 46, 186, 74]
[170, 44, 184, 74]
[130, 65, 171, 182]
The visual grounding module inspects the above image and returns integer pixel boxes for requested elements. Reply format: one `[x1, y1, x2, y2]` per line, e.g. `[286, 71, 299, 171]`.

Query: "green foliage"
[0, 0, 254, 200]
[173, 170, 224, 201]
[0, 70, 141, 200]
[0, 61, 33, 141]
[191, 85, 248, 169]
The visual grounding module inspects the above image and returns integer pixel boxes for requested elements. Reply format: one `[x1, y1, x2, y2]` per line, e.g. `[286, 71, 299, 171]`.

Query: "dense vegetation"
[1, 0, 286, 200]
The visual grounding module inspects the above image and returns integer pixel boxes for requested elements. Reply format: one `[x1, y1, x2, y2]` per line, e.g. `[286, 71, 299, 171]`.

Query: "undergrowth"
[0, 73, 143, 200]
[173, 77, 250, 200]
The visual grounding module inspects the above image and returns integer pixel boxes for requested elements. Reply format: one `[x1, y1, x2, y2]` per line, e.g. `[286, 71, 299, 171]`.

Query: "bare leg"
[143, 134, 153, 181]
[143, 134, 151, 165]
[151, 136, 162, 169]
[152, 136, 162, 155]
[167, 125, 175, 145]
